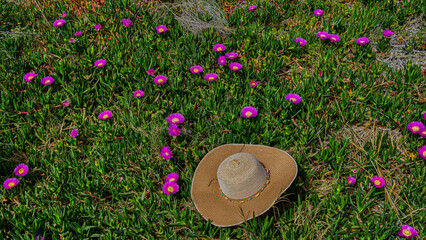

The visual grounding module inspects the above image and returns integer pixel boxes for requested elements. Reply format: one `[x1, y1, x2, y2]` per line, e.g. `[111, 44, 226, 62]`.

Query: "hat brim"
[190, 144, 298, 227]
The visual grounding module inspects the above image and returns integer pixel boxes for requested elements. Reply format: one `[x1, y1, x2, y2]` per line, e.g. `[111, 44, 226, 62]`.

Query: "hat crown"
[217, 153, 267, 200]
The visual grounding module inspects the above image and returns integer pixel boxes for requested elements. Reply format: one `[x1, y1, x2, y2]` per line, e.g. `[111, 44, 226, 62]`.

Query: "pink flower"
[162, 181, 179, 195]
[70, 128, 78, 138]
[285, 93, 302, 104]
[218, 56, 226, 66]
[156, 25, 167, 33]
[213, 44, 226, 52]
[248, 5, 257, 11]
[407, 122, 424, 134]
[3, 178, 19, 189]
[383, 30, 393, 38]
[53, 19, 65, 27]
[397, 225, 418, 239]
[161, 146, 173, 160]
[167, 113, 185, 124]
[134, 90, 144, 98]
[348, 176, 356, 185]
[225, 52, 238, 60]
[146, 68, 155, 75]
[241, 106, 258, 118]
[371, 176, 386, 188]
[62, 100, 70, 107]
[190, 65, 203, 74]
[122, 18, 132, 27]
[204, 73, 218, 81]
[249, 81, 258, 87]
[24, 72, 37, 82]
[356, 37, 369, 45]
[61, 12, 68, 18]
[168, 124, 181, 137]
[418, 146, 426, 160]
[313, 9, 323, 17]
[75, 31, 82, 36]
[98, 110, 112, 120]
[69, 38, 76, 43]
[94, 59, 107, 68]
[14, 164, 29, 177]
[94, 24, 102, 30]
[329, 34, 341, 42]
[154, 75, 167, 84]
[295, 38, 307, 46]
[165, 173, 179, 183]
[317, 31, 329, 40]
[41, 76, 55, 85]
[229, 62, 242, 71]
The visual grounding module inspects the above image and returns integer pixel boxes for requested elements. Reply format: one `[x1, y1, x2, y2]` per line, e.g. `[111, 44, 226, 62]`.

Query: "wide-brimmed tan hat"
[191, 144, 298, 227]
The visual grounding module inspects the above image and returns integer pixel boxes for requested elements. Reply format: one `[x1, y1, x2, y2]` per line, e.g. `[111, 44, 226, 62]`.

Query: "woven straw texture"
[191, 144, 298, 227]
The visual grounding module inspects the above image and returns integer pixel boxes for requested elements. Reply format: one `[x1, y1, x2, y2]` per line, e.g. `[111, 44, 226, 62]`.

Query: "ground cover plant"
[0, 0, 425, 239]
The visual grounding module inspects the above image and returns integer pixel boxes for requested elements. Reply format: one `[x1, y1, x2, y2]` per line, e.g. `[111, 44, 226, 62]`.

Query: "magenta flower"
[168, 124, 181, 137]
[122, 18, 132, 27]
[225, 52, 238, 60]
[397, 225, 418, 239]
[204, 73, 218, 81]
[418, 146, 426, 160]
[146, 68, 155, 75]
[317, 31, 329, 39]
[250, 81, 258, 87]
[248, 5, 257, 11]
[98, 110, 112, 120]
[156, 25, 167, 33]
[229, 62, 242, 71]
[161, 146, 173, 160]
[70, 128, 78, 138]
[348, 176, 356, 185]
[383, 30, 393, 38]
[154, 75, 167, 84]
[14, 163, 29, 177]
[407, 122, 424, 134]
[218, 56, 226, 66]
[69, 38, 76, 43]
[213, 44, 226, 52]
[62, 100, 70, 107]
[295, 38, 307, 46]
[241, 106, 258, 118]
[162, 181, 179, 195]
[134, 90, 144, 98]
[371, 176, 386, 188]
[420, 128, 426, 138]
[75, 31, 82, 36]
[313, 9, 323, 17]
[94, 59, 107, 68]
[165, 172, 179, 183]
[35, 237, 44, 240]
[423, 112, 426, 121]
[94, 24, 102, 30]
[190, 65, 203, 74]
[356, 37, 369, 45]
[53, 19, 65, 27]
[3, 178, 19, 189]
[285, 93, 302, 104]
[24, 72, 37, 82]
[41, 76, 55, 85]
[61, 12, 67, 18]
[167, 113, 185, 124]
[329, 34, 341, 42]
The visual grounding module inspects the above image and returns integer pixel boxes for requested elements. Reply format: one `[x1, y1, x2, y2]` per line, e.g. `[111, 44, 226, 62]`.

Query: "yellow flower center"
[103, 114, 108, 119]
[360, 41, 364, 43]
[45, 80, 50, 84]
[217, 47, 222, 51]
[331, 37, 336, 41]
[423, 151, 426, 157]
[193, 69, 198, 73]
[18, 168, 24, 174]
[209, 77, 214, 80]
[172, 118, 179, 123]
[165, 152, 169, 156]
[57, 22, 63, 26]
[349, 180, 353, 184]
[412, 126, 419, 132]
[97, 63, 103, 67]
[157, 79, 163, 83]
[169, 178, 175, 182]
[245, 111, 252, 117]
[8, 182, 15, 187]
[167, 186, 174, 192]
[374, 180, 381, 186]
[402, 229, 411, 236]
[136, 93, 141, 97]
[159, 28, 164, 32]
[290, 98, 296, 102]
[233, 66, 239, 70]
[28, 76, 34, 80]
[320, 34, 325, 38]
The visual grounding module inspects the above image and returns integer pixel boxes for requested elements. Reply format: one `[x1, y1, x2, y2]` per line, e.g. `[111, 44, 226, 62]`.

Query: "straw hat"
[191, 144, 298, 227]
